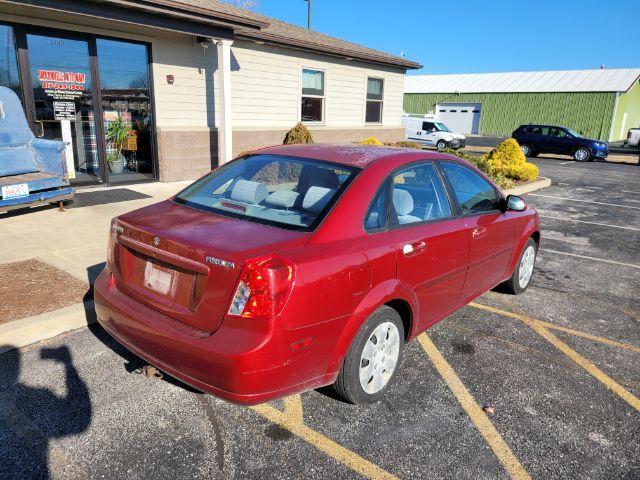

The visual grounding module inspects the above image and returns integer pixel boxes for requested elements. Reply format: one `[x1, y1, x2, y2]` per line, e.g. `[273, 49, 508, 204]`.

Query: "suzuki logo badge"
[153, 237, 160, 246]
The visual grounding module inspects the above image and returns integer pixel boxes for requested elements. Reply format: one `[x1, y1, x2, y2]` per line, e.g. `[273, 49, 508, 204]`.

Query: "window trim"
[300, 67, 325, 124]
[365, 76, 384, 124]
[436, 159, 505, 218]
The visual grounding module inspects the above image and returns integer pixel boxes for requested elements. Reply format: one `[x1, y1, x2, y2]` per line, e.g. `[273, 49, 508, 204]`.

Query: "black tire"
[573, 147, 591, 162]
[520, 143, 533, 157]
[436, 140, 447, 152]
[333, 306, 405, 404]
[502, 237, 537, 295]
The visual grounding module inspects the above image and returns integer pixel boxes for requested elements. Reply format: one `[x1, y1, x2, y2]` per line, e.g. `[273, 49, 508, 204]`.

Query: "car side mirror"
[505, 195, 526, 212]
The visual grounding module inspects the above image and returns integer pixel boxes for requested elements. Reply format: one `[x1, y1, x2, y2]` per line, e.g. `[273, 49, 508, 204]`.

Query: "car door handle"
[472, 227, 487, 239]
[402, 241, 426, 256]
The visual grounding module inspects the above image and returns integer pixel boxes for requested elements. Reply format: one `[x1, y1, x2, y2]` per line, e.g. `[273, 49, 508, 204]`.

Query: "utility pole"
[305, 0, 312, 29]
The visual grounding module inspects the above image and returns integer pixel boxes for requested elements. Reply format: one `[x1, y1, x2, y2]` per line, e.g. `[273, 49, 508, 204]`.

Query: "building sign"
[53, 101, 76, 120]
[37, 69, 86, 100]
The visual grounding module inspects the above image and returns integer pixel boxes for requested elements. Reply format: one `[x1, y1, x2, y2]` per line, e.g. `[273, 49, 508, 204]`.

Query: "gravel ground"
[0, 155, 638, 479]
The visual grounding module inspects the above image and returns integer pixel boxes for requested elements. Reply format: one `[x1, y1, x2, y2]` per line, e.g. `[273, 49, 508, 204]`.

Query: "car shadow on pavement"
[0, 344, 92, 479]
[85, 262, 200, 395]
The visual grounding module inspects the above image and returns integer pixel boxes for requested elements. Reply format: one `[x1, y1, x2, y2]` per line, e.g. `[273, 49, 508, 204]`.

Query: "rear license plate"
[2, 183, 29, 200]
[143, 261, 175, 295]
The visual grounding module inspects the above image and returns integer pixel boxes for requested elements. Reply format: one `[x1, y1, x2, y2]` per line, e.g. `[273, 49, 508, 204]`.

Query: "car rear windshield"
[173, 154, 360, 231]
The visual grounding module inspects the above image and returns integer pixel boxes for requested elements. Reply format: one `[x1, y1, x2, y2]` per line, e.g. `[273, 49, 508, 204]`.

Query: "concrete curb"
[503, 176, 551, 196]
[0, 301, 96, 354]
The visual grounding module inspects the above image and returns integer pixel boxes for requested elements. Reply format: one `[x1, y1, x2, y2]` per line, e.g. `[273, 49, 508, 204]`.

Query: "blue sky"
[256, 0, 640, 74]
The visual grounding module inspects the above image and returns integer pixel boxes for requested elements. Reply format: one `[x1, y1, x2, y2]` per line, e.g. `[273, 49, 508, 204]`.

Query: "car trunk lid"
[111, 200, 310, 333]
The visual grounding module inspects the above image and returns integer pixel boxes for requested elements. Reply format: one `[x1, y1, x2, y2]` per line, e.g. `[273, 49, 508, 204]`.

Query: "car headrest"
[302, 186, 336, 213]
[393, 189, 414, 216]
[265, 190, 299, 208]
[230, 179, 268, 204]
[308, 167, 340, 190]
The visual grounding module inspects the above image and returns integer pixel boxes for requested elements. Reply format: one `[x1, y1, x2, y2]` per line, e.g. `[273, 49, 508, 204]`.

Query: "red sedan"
[95, 144, 540, 405]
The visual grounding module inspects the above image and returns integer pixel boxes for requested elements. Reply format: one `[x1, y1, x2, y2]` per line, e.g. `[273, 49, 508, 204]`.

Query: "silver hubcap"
[437, 142, 446, 151]
[521, 145, 530, 156]
[518, 245, 536, 288]
[575, 148, 588, 161]
[359, 321, 400, 394]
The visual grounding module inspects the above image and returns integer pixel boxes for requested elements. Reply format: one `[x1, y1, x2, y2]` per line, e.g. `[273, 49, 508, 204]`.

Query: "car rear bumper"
[94, 268, 335, 405]
[0, 186, 74, 212]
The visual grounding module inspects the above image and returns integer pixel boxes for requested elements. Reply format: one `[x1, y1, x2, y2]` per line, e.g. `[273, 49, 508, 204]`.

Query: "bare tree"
[220, 0, 259, 10]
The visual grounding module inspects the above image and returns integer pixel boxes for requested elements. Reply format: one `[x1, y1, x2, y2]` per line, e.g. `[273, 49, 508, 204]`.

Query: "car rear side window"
[440, 162, 500, 214]
[364, 180, 390, 232]
[391, 163, 451, 225]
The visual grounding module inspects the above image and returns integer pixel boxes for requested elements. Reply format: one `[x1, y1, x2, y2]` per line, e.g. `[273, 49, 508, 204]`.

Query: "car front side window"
[440, 161, 501, 215]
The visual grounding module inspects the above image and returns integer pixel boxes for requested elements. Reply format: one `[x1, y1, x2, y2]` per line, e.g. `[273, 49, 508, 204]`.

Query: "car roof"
[519, 124, 567, 129]
[251, 143, 445, 168]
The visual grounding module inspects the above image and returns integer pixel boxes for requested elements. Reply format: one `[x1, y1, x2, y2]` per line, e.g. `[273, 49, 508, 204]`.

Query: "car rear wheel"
[436, 140, 447, 151]
[573, 147, 591, 162]
[520, 143, 533, 157]
[502, 238, 537, 294]
[333, 306, 404, 404]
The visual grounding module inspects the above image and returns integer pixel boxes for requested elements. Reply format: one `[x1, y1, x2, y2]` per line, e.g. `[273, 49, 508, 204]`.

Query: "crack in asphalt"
[194, 392, 225, 478]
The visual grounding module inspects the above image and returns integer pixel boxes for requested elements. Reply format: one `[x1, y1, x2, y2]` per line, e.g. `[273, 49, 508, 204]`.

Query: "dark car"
[512, 124, 609, 162]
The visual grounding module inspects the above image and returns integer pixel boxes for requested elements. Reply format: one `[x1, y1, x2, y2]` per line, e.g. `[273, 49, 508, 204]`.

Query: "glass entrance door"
[26, 33, 102, 185]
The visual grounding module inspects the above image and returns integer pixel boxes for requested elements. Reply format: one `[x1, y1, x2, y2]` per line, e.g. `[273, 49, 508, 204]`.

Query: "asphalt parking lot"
[1, 156, 639, 480]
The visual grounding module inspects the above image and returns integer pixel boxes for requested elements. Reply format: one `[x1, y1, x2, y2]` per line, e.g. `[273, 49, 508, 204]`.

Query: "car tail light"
[228, 256, 295, 319]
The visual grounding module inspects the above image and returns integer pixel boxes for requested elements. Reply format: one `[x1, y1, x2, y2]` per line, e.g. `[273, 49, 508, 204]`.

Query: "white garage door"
[436, 103, 482, 134]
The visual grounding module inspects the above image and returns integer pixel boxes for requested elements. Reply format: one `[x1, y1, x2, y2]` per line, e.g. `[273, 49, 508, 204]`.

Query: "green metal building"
[404, 69, 640, 141]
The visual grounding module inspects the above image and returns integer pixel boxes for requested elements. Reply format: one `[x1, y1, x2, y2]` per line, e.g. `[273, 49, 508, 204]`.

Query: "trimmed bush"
[283, 122, 314, 144]
[502, 162, 539, 181]
[385, 141, 423, 149]
[359, 136, 384, 146]
[443, 139, 538, 188]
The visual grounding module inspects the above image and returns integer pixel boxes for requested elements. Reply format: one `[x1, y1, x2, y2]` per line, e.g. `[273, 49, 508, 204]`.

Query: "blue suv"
[512, 124, 608, 162]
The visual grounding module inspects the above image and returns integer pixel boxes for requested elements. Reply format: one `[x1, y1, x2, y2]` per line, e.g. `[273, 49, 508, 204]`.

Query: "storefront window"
[27, 33, 101, 184]
[0, 25, 21, 100]
[97, 39, 154, 182]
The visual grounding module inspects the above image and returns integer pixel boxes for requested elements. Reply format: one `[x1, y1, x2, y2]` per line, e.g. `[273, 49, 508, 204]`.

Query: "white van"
[402, 115, 466, 151]
[625, 128, 640, 148]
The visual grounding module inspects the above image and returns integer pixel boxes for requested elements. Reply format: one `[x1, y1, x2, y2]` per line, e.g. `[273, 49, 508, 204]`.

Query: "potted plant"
[106, 114, 129, 174]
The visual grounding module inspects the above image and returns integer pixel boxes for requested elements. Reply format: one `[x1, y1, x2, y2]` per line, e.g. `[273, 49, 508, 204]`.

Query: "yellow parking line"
[282, 394, 304, 422]
[417, 334, 532, 480]
[470, 302, 640, 413]
[251, 400, 398, 480]
[471, 302, 640, 354]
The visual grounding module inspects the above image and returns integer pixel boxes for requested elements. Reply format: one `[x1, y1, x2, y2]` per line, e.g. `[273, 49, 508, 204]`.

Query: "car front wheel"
[333, 306, 404, 404]
[573, 147, 591, 162]
[502, 238, 537, 294]
[436, 140, 447, 151]
[520, 143, 533, 157]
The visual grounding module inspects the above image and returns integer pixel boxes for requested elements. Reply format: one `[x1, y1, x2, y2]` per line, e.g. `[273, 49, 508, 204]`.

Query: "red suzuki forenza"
[95, 144, 540, 405]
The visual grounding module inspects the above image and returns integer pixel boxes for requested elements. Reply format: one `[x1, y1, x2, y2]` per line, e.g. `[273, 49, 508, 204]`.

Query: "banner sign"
[37, 69, 86, 100]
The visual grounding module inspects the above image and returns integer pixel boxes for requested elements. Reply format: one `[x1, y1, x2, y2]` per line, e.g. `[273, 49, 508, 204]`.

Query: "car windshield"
[566, 128, 582, 138]
[173, 154, 359, 231]
[434, 122, 451, 132]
